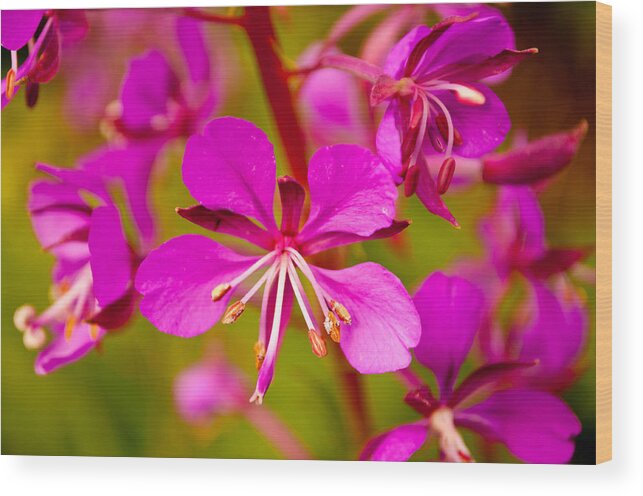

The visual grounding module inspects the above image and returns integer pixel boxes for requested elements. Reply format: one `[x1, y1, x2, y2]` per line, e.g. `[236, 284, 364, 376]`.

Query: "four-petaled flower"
[135, 117, 421, 404]
[361, 272, 581, 464]
[373, 13, 537, 225]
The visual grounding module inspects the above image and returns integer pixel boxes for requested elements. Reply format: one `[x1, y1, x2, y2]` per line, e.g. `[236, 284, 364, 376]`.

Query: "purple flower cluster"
[7, 4, 593, 463]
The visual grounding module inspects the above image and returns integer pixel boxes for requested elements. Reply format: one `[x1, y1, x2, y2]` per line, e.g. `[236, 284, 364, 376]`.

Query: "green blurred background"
[2, 3, 596, 462]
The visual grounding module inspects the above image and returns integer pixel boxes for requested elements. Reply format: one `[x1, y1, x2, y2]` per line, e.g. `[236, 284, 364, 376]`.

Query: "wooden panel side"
[595, 0, 612, 465]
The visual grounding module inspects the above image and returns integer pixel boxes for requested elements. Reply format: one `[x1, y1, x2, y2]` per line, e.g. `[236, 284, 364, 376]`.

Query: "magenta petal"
[176, 205, 275, 250]
[88, 206, 132, 308]
[299, 219, 410, 256]
[313, 263, 421, 373]
[80, 141, 164, 247]
[299, 145, 398, 244]
[480, 186, 546, 278]
[35, 322, 105, 375]
[413, 272, 484, 398]
[416, 13, 515, 79]
[36, 163, 111, 203]
[182, 117, 277, 231]
[1, 10, 45, 50]
[135, 235, 259, 337]
[375, 103, 404, 180]
[456, 389, 581, 464]
[28, 179, 91, 251]
[483, 122, 588, 184]
[449, 360, 537, 409]
[383, 25, 431, 79]
[415, 157, 458, 226]
[360, 423, 427, 461]
[29, 28, 60, 84]
[176, 17, 210, 83]
[120, 50, 178, 134]
[432, 84, 510, 158]
[517, 281, 587, 382]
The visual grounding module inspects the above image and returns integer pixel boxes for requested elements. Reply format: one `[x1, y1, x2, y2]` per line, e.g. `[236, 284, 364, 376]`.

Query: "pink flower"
[361, 272, 581, 464]
[136, 117, 421, 404]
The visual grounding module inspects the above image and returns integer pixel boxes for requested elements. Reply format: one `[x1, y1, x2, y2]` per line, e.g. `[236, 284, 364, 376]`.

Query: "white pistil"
[429, 407, 474, 463]
[250, 255, 289, 405]
[426, 83, 486, 106]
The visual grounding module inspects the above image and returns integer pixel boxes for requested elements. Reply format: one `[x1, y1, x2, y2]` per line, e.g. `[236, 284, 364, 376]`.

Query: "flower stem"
[244, 405, 310, 459]
[243, 7, 309, 185]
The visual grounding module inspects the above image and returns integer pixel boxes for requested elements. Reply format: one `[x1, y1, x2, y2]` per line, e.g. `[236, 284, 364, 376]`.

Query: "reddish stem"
[243, 7, 309, 185]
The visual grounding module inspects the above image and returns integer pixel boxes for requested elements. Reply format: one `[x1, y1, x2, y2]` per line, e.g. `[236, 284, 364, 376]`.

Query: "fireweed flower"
[361, 272, 581, 464]
[372, 14, 537, 225]
[88, 16, 220, 247]
[1, 9, 88, 107]
[456, 186, 590, 388]
[14, 165, 137, 374]
[136, 117, 421, 404]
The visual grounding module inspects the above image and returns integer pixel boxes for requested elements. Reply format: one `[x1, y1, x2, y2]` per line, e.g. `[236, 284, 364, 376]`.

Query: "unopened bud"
[211, 283, 232, 302]
[329, 300, 352, 325]
[308, 330, 327, 357]
[222, 301, 245, 324]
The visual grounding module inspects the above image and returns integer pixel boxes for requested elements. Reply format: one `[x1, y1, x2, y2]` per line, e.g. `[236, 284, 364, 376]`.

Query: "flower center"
[13, 264, 101, 350]
[212, 246, 352, 403]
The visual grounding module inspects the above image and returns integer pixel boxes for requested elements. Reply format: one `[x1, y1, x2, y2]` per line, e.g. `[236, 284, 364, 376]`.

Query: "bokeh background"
[2, 3, 596, 463]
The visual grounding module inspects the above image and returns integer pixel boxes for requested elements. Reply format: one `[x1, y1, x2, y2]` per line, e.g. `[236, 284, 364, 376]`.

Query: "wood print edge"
[595, 0, 612, 465]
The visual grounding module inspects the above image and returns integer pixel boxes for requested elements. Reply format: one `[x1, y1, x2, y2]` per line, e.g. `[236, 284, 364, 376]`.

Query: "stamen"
[407, 92, 430, 170]
[5, 68, 17, 100]
[23, 327, 46, 350]
[437, 157, 456, 195]
[228, 251, 278, 288]
[427, 126, 445, 153]
[211, 283, 231, 302]
[240, 259, 281, 305]
[64, 315, 77, 341]
[324, 312, 341, 343]
[427, 94, 456, 157]
[14, 305, 36, 332]
[254, 341, 266, 371]
[404, 165, 419, 197]
[308, 330, 328, 358]
[285, 248, 331, 316]
[286, 261, 317, 332]
[222, 301, 246, 324]
[89, 323, 100, 341]
[329, 300, 351, 325]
